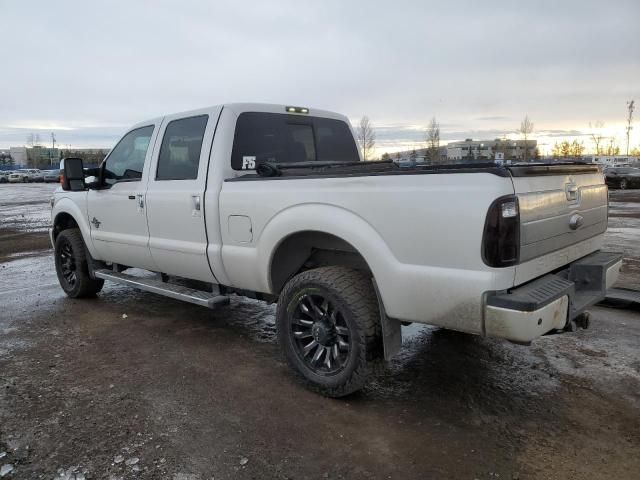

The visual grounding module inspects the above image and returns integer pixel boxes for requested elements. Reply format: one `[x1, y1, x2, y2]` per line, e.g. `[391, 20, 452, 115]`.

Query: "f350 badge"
[91, 217, 101, 229]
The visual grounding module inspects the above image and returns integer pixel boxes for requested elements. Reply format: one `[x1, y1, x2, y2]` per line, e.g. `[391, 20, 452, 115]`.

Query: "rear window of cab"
[231, 112, 359, 170]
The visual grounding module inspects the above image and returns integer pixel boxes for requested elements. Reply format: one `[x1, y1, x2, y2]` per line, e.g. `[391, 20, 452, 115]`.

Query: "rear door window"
[156, 115, 209, 180]
[231, 112, 358, 170]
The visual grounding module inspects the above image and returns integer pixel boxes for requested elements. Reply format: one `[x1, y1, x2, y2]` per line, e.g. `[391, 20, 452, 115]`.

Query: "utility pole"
[50, 132, 57, 166]
[626, 100, 635, 156]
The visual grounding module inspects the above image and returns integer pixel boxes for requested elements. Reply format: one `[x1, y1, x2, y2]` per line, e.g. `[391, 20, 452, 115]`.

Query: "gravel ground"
[0, 183, 638, 480]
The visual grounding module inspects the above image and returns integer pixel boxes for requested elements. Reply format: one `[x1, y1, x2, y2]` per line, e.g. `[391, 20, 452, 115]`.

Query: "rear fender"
[222, 203, 394, 303]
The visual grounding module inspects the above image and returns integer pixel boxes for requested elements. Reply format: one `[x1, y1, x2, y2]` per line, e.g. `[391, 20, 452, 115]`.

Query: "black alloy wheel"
[58, 236, 78, 289]
[289, 292, 352, 375]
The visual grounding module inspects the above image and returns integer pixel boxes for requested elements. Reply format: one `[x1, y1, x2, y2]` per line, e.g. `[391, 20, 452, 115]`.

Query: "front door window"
[103, 126, 154, 185]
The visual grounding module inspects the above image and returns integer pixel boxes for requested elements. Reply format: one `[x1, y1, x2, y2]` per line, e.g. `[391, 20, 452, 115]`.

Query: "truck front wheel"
[276, 266, 381, 397]
[54, 229, 104, 298]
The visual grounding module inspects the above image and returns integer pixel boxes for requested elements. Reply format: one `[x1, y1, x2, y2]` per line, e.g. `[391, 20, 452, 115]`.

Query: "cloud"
[475, 116, 512, 122]
[1, 0, 639, 150]
[537, 129, 591, 138]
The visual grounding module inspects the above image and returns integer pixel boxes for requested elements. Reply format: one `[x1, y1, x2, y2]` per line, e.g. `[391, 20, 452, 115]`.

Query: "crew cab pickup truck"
[51, 103, 622, 397]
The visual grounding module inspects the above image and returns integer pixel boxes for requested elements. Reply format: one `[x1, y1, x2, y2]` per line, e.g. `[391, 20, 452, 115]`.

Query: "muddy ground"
[0, 183, 639, 480]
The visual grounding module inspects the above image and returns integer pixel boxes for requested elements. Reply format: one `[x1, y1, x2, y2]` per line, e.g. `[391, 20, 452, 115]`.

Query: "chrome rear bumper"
[484, 251, 623, 343]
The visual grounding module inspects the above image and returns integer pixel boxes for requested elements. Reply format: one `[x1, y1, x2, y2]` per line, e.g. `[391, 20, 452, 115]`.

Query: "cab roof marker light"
[285, 106, 309, 114]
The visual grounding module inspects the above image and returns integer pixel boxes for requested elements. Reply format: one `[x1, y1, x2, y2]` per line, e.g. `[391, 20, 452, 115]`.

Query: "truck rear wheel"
[54, 229, 104, 298]
[276, 266, 381, 397]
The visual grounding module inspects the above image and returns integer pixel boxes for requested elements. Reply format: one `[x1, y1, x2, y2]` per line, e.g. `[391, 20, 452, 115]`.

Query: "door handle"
[192, 195, 201, 211]
[136, 194, 144, 209]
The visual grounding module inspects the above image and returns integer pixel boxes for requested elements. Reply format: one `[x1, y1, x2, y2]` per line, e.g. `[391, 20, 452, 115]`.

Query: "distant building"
[6, 146, 61, 168]
[60, 148, 110, 167]
[392, 147, 447, 164]
[27, 146, 62, 168]
[583, 155, 639, 166]
[446, 138, 537, 162]
[9, 147, 28, 166]
[3, 146, 111, 168]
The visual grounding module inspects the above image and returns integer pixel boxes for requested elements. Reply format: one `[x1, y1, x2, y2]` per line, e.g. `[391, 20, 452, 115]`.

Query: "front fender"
[51, 195, 98, 259]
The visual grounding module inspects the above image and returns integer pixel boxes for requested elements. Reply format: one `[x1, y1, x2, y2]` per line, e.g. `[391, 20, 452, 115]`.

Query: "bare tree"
[357, 116, 376, 161]
[605, 137, 620, 156]
[570, 140, 585, 159]
[519, 115, 534, 162]
[425, 117, 440, 164]
[626, 100, 635, 156]
[589, 121, 605, 155]
[26, 133, 35, 147]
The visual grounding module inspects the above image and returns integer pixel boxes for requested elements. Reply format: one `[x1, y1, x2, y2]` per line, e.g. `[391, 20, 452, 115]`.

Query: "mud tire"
[55, 228, 104, 298]
[276, 266, 381, 397]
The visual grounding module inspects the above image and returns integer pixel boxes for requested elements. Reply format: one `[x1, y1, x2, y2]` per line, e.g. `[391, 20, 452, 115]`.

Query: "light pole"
[50, 133, 57, 166]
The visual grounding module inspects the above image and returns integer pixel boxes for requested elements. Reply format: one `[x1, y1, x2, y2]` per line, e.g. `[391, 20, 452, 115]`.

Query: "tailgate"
[508, 164, 607, 263]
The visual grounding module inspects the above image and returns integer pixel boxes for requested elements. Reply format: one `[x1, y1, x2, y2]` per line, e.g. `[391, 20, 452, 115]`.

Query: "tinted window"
[156, 115, 208, 180]
[288, 124, 316, 161]
[314, 117, 360, 163]
[103, 126, 154, 185]
[231, 112, 359, 170]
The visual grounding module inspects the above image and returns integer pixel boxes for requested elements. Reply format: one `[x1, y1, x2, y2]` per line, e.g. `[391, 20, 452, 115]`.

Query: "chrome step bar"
[94, 269, 230, 309]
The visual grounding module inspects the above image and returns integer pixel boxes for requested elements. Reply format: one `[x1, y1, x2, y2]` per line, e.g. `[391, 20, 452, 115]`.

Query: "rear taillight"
[482, 195, 520, 267]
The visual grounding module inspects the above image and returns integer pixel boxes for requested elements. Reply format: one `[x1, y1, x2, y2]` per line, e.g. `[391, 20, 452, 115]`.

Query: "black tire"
[54, 229, 104, 298]
[276, 266, 381, 397]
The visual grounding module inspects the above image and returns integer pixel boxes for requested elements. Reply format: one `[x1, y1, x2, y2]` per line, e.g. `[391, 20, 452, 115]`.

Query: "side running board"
[94, 269, 230, 309]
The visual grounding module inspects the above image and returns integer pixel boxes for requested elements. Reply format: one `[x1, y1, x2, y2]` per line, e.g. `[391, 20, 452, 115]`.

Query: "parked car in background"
[43, 169, 60, 182]
[8, 171, 28, 183]
[397, 159, 416, 168]
[0, 171, 9, 183]
[19, 169, 45, 182]
[604, 166, 640, 189]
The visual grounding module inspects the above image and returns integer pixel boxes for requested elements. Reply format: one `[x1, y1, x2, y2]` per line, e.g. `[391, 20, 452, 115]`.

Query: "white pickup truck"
[51, 103, 622, 396]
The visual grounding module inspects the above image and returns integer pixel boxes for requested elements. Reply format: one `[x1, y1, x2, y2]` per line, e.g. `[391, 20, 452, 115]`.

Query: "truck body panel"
[219, 172, 515, 332]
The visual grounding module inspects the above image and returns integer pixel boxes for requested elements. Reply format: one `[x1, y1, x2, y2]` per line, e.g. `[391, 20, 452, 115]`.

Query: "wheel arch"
[256, 204, 397, 300]
[52, 211, 79, 240]
[51, 198, 97, 258]
[269, 230, 372, 294]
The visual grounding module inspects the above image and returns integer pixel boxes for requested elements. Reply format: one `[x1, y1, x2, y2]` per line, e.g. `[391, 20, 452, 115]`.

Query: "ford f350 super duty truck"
[50, 103, 622, 397]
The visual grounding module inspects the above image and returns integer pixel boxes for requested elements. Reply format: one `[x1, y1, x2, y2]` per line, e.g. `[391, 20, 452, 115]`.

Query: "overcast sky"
[1, 0, 639, 155]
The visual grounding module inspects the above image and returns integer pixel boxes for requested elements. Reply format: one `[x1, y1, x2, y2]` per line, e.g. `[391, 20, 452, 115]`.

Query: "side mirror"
[60, 157, 86, 191]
